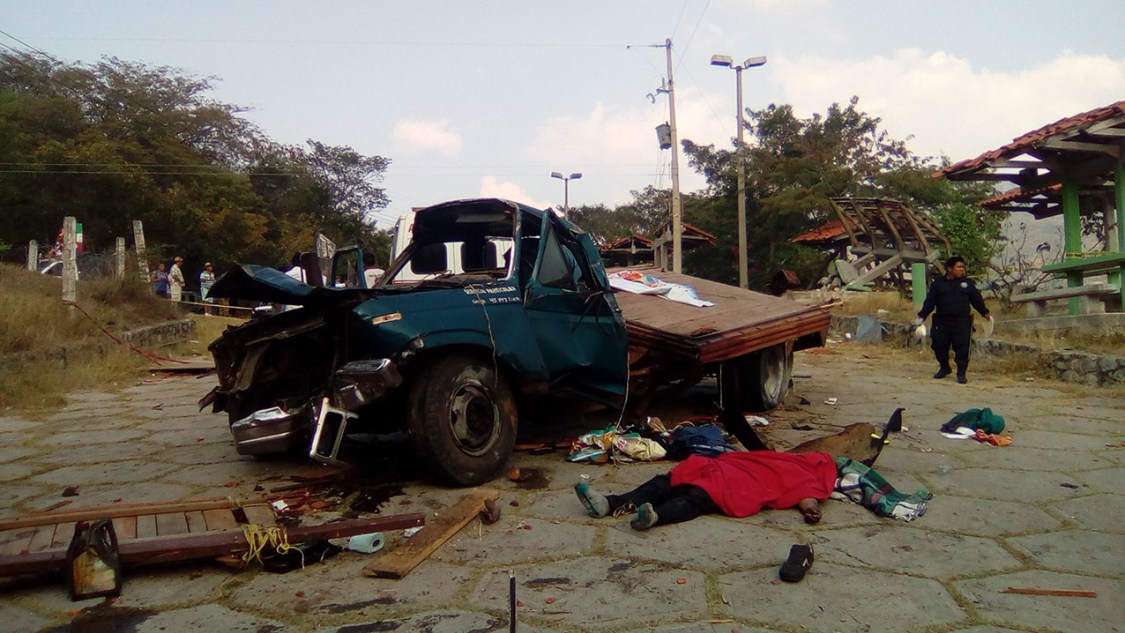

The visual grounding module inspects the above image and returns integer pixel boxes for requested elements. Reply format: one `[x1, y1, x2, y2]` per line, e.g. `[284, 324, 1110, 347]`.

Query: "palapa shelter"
[935, 100, 1125, 315]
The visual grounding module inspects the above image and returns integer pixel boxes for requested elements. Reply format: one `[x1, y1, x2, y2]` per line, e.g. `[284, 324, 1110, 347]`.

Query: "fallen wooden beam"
[0, 513, 425, 577]
[364, 488, 499, 580]
[1000, 587, 1097, 598]
[0, 498, 240, 531]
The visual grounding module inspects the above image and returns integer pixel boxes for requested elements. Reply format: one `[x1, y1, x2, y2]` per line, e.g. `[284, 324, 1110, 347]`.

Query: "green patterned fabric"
[831, 456, 932, 521]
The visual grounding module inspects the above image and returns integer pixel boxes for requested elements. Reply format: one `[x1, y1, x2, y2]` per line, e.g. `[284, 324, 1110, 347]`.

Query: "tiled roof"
[934, 100, 1125, 179]
[788, 219, 850, 244]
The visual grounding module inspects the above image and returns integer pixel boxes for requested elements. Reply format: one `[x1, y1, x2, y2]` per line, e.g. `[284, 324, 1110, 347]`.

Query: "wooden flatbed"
[610, 266, 830, 365]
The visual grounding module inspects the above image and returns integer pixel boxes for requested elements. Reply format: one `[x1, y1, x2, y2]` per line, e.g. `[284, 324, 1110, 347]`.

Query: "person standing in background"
[150, 262, 169, 298]
[169, 256, 185, 302]
[199, 262, 216, 315]
[915, 256, 991, 384]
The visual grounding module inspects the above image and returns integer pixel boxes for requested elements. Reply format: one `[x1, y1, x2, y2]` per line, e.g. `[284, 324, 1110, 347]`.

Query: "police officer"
[915, 256, 991, 384]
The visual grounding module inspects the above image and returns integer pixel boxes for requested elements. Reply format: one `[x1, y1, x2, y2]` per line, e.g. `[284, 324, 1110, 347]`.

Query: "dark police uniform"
[918, 276, 990, 377]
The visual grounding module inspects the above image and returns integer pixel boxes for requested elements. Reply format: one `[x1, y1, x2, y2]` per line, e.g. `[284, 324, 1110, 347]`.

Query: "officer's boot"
[933, 359, 952, 379]
[956, 364, 968, 384]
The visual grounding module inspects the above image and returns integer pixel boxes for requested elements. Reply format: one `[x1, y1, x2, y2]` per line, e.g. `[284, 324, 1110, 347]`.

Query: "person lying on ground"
[575, 450, 930, 531]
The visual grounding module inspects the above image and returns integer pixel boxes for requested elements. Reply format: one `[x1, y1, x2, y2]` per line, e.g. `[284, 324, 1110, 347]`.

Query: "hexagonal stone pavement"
[814, 525, 1020, 578]
[953, 569, 1125, 633]
[473, 558, 710, 631]
[717, 562, 965, 633]
[1006, 530, 1125, 577]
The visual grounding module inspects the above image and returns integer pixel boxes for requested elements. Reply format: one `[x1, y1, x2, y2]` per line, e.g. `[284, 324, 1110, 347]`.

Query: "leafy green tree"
[933, 201, 1004, 275]
[0, 51, 392, 274]
[681, 97, 997, 289]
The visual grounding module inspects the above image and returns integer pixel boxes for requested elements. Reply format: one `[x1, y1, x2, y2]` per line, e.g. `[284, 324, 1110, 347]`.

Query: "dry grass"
[829, 290, 1125, 357]
[0, 263, 191, 412]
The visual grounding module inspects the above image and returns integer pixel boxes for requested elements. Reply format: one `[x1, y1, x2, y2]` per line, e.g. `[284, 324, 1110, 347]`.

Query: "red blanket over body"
[670, 451, 837, 517]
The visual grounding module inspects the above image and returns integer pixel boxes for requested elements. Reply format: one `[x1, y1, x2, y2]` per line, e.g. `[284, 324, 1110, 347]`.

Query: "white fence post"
[62, 217, 77, 310]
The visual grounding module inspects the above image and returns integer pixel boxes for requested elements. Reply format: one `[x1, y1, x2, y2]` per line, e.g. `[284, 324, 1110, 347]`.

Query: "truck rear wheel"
[407, 353, 517, 486]
[720, 343, 793, 412]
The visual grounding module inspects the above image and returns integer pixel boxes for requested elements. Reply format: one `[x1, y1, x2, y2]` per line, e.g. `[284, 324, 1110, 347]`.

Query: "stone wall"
[116, 318, 196, 347]
[830, 315, 1125, 387]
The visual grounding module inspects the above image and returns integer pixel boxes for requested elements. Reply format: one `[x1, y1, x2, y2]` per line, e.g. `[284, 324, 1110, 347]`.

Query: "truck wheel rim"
[448, 381, 500, 456]
[761, 348, 786, 398]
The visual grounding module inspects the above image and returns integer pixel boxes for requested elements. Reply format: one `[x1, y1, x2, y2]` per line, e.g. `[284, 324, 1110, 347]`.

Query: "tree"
[0, 51, 392, 273]
[681, 97, 998, 289]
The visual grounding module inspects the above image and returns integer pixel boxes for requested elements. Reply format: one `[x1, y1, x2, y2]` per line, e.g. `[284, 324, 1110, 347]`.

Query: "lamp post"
[550, 171, 582, 218]
[711, 53, 766, 289]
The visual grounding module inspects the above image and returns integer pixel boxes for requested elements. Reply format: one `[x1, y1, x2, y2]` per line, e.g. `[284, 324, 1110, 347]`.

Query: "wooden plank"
[364, 488, 499, 580]
[0, 497, 236, 531]
[51, 523, 75, 549]
[0, 529, 36, 556]
[185, 511, 207, 534]
[112, 517, 137, 540]
[27, 525, 56, 553]
[136, 515, 157, 539]
[1000, 587, 1097, 598]
[0, 513, 425, 577]
[155, 512, 189, 537]
[202, 508, 238, 532]
[241, 504, 276, 527]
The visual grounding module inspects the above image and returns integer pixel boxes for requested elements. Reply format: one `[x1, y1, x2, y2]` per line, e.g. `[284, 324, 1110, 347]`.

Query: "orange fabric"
[972, 429, 1013, 446]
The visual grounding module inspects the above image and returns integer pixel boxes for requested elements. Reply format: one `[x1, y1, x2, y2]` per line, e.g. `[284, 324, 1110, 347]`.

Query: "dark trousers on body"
[930, 318, 972, 373]
[606, 474, 719, 527]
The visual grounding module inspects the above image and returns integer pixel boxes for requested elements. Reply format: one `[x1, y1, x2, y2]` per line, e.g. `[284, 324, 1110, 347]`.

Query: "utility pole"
[664, 38, 683, 273]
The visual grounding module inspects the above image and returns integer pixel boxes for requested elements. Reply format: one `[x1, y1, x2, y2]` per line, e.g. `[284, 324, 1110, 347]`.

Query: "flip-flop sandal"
[779, 543, 814, 583]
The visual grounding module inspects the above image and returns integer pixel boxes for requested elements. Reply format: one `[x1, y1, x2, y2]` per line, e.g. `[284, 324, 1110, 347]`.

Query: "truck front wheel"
[720, 343, 793, 412]
[407, 353, 517, 486]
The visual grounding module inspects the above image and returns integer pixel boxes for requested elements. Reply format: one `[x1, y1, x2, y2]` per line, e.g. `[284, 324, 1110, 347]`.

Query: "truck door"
[522, 213, 628, 397]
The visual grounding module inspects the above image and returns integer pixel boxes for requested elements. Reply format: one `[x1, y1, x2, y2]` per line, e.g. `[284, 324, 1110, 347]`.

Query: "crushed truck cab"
[201, 198, 629, 485]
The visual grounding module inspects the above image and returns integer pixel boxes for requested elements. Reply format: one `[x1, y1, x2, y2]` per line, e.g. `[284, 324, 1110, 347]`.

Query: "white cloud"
[527, 100, 716, 204]
[478, 176, 554, 210]
[770, 49, 1125, 162]
[392, 118, 463, 157]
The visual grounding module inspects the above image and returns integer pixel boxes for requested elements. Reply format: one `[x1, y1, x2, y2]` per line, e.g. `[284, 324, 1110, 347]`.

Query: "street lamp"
[711, 53, 766, 289]
[550, 171, 582, 218]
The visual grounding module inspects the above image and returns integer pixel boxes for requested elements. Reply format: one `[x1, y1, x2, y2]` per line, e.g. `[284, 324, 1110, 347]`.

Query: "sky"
[4, 0, 1124, 230]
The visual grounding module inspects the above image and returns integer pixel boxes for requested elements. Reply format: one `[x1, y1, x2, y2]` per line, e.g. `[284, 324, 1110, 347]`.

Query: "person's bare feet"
[798, 498, 821, 524]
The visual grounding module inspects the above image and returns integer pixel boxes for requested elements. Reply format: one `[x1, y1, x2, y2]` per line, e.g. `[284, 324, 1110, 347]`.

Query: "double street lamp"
[711, 53, 766, 289]
[550, 171, 582, 218]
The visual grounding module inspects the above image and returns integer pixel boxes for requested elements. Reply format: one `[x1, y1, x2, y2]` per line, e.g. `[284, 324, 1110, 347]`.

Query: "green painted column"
[1062, 180, 1083, 314]
[912, 262, 927, 308]
[1116, 161, 1125, 310]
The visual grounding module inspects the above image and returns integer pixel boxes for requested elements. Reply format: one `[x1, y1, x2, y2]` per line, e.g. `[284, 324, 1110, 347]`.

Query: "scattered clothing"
[941, 408, 1005, 434]
[608, 270, 714, 307]
[831, 456, 932, 521]
[971, 429, 1013, 446]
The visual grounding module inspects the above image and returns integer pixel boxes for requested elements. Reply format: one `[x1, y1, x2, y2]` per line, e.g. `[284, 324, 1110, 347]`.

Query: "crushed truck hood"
[207, 264, 368, 306]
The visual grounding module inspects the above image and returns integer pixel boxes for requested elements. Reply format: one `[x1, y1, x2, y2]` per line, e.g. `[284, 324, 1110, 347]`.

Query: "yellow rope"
[240, 524, 298, 566]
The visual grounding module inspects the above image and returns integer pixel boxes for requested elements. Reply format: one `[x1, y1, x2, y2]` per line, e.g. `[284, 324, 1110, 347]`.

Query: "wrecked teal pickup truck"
[201, 198, 829, 486]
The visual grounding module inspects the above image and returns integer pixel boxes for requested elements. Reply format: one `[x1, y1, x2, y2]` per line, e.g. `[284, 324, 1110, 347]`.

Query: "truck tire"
[720, 343, 793, 412]
[407, 352, 517, 486]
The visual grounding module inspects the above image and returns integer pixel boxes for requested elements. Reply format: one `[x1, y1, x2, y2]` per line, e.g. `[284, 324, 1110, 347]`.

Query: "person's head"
[204, 262, 213, 270]
[944, 256, 966, 279]
[174, 256, 184, 265]
[157, 262, 165, 271]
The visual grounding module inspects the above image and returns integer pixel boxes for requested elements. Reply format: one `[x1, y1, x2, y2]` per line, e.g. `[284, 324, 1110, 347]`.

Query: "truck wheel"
[407, 353, 517, 486]
[720, 344, 793, 412]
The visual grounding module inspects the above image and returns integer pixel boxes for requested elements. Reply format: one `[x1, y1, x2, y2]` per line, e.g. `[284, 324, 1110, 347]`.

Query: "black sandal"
[779, 543, 814, 583]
